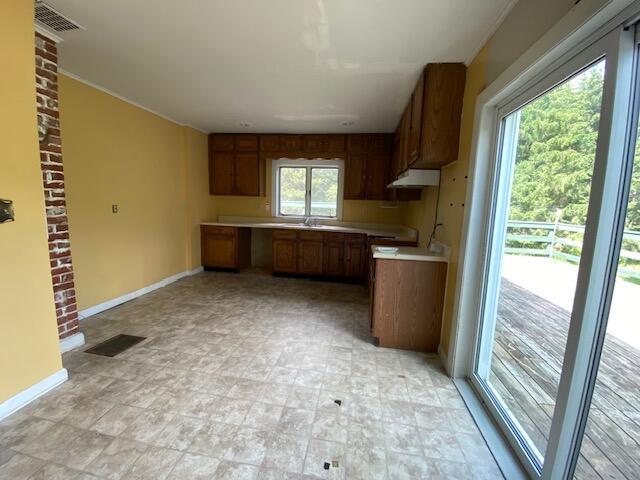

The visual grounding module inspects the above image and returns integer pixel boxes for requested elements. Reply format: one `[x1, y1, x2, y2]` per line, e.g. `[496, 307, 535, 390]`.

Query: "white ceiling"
[47, 0, 514, 134]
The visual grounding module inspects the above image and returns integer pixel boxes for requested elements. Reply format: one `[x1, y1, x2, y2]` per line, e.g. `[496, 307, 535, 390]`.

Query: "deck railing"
[505, 220, 640, 281]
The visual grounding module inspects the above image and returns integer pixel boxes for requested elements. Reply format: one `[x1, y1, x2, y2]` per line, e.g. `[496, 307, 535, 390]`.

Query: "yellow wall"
[0, 1, 63, 403]
[185, 128, 216, 269]
[428, 45, 491, 356]
[59, 75, 211, 309]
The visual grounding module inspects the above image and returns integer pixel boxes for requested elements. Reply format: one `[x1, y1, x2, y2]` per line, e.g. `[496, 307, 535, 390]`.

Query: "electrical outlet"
[0, 199, 15, 223]
[112, 204, 119, 214]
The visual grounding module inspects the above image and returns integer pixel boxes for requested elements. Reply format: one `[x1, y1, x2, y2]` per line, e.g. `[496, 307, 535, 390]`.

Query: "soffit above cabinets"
[47, 0, 515, 133]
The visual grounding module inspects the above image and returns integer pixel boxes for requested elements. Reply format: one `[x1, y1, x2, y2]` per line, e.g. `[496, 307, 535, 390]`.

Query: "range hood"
[387, 169, 440, 188]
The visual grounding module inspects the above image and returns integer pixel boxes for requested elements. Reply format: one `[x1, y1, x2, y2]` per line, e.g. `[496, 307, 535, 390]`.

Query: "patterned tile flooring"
[0, 271, 503, 479]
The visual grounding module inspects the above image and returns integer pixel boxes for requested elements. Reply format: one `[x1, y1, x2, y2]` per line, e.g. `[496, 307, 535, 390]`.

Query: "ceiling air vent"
[35, 1, 84, 32]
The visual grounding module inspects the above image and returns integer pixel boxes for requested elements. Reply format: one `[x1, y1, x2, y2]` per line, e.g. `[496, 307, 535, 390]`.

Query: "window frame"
[271, 158, 344, 219]
[448, 7, 640, 479]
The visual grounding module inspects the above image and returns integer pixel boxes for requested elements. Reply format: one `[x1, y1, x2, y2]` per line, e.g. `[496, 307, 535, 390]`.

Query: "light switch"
[0, 199, 14, 223]
[112, 204, 119, 214]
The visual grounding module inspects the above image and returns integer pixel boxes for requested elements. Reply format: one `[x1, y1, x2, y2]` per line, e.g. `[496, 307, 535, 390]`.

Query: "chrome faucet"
[303, 216, 317, 227]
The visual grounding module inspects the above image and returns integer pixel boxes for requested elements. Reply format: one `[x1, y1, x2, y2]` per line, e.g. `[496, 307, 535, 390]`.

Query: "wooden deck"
[490, 278, 640, 479]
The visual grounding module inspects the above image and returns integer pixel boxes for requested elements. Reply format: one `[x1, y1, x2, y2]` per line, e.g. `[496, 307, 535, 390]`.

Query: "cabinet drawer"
[201, 225, 236, 236]
[234, 134, 258, 151]
[210, 134, 234, 151]
[298, 231, 323, 242]
[346, 233, 367, 244]
[324, 232, 346, 244]
[272, 229, 297, 240]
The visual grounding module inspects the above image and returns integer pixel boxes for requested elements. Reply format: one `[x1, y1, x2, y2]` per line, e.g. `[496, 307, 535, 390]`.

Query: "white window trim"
[271, 158, 344, 220]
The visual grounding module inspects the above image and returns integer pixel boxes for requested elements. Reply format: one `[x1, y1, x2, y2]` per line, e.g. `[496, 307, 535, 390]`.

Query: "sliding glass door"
[470, 22, 640, 479]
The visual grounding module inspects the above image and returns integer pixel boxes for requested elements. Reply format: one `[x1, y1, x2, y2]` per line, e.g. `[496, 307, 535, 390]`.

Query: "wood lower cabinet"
[298, 241, 324, 274]
[370, 258, 447, 352]
[272, 230, 297, 273]
[323, 233, 346, 276]
[345, 242, 366, 279]
[271, 229, 367, 280]
[201, 225, 251, 270]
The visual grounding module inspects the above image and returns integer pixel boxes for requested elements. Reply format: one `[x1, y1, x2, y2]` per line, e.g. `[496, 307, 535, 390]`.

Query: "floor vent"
[84, 334, 146, 357]
[35, 1, 84, 32]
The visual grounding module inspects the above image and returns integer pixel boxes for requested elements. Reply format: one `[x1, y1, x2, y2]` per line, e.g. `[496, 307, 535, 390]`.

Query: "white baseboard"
[438, 344, 451, 376]
[59, 332, 85, 353]
[78, 266, 204, 320]
[0, 368, 68, 421]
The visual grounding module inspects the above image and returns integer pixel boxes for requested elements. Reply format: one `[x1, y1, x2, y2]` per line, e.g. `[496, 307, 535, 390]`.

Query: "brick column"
[35, 31, 80, 340]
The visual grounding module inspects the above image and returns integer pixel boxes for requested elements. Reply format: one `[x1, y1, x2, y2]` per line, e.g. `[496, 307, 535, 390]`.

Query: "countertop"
[201, 216, 418, 242]
[372, 245, 449, 263]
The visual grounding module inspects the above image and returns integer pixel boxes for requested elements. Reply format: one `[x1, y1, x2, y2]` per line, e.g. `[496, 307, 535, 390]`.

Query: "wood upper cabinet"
[344, 154, 367, 200]
[201, 225, 251, 270]
[408, 72, 425, 163]
[391, 63, 466, 173]
[344, 134, 392, 200]
[279, 135, 303, 152]
[347, 134, 369, 154]
[210, 152, 234, 195]
[259, 135, 280, 151]
[365, 154, 389, 200]
[417, 63, 466, 168]
[302, 135, 323, 152]
[399, 102, 412, 173]
[233, 152, 260, 196]
[323, 135, 346, 152]
[210, 134, 234, 151]
[209, 135, 263, 196]
[234, 134, 258, 151]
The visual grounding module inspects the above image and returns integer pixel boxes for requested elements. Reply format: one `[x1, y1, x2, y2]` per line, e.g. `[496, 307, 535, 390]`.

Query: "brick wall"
[35, 31, 80, 339]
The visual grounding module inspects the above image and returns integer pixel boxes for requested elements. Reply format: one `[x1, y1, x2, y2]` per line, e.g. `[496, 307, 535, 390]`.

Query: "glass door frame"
[468, 24, 638, 479]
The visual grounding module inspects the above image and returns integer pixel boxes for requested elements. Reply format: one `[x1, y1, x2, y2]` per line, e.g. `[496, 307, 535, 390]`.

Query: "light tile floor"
[0, 271, 503, 479]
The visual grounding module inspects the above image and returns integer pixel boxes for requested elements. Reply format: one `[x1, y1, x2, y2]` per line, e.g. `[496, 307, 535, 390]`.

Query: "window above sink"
[272, 158, 344, 220]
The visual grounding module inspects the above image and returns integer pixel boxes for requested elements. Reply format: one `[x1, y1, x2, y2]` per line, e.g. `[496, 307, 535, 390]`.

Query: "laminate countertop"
[201, 216, 418, 242]
[371, 245, 449, 263]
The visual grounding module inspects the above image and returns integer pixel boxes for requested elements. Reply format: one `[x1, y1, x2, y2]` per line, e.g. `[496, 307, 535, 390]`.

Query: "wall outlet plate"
[0, 199, 15, 223]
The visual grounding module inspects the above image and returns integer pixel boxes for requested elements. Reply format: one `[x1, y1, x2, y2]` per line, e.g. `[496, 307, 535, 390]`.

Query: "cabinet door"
[279, 135, 303, 152]
[368, 134, 392, 154]
[234, 134, 258, 151]
[323, 134, 346, 152]
[408, 72, 425, 164]
[347, 134, 368, 154]
[260, 135, 280, 151]
[302, 135, 323, 152]
[345, 243, 366, 278]
[233, 152, 260, 196]
[273, 239, 297, 273]
[344, 154, 367, 199]
[210, 134, 234, 151]
[210, 152, 235, 195]
[202, 234, 236, 268]
[397, 103, 412, 173]
[365, 154, 389, 200]
[419, 63, 466, 168]
[298, 241, 324, 274]
[323, 242, 345, 276]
